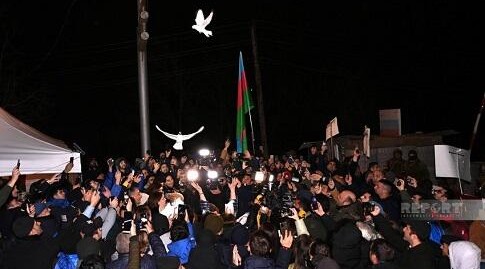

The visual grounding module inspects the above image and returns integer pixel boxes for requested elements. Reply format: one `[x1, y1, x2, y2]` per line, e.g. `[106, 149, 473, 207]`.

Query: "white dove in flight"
[155, 125, 205, 150]
[192, 9, 213, 37]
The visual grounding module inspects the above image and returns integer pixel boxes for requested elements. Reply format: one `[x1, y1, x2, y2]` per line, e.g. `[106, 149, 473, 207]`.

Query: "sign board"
[434, 145, 472, 182]
[379, 109, 401, 137]
[325, 117, 339, 141]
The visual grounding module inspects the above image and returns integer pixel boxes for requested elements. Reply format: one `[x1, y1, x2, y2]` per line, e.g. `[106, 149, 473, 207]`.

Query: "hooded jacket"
[449, 241, 481, 269]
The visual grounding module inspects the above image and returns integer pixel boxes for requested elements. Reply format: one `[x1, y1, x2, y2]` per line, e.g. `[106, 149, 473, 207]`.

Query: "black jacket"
[243, 248, 291, 269]
[187, 229, 224, 269]
[2, 235, 60, 269]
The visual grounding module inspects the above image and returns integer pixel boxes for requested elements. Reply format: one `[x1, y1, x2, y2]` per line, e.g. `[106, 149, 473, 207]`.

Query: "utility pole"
[470, 92, 485, 154]
[251, 20, 268, 158]
[137, 0, 151, 155]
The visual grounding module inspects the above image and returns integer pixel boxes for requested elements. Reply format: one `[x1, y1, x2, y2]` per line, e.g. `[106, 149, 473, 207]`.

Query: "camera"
[122, 212, 134, 232]
[17, 191, 27, 203]
[177, 204, 187, 220]
[311, 196, 319, 211]
[280, 192, 294, 218]
[279, 220, 290, 233]
[362, 202, 376, 216]
[120, 191, 130, 209]
[136, 213, 148, 231]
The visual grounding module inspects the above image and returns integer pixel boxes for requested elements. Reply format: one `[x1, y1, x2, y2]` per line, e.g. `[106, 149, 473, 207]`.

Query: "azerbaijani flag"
[236, 52, 254, 153]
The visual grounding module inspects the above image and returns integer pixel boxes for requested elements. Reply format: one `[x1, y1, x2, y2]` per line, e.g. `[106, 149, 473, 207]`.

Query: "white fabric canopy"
[0, 107, 81, 177]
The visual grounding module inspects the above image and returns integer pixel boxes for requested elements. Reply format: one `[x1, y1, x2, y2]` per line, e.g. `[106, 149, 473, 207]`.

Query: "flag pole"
[247, 99, 256, 155]
[330, 126, 334, 160]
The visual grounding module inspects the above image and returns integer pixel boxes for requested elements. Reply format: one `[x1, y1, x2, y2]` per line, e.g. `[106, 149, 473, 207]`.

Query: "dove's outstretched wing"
[195, 9, 205, 26]
[180, 126, 205, 140]
[155, 125, 178, 140]
[202, 11, 213, 28]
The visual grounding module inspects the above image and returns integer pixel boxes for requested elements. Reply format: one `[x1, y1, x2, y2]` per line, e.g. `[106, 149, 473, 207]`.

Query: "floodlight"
[199, 149, 210, 157]
[207, 170, 218, 180]
[187, 169, 199, 182]
[255, 171, 265, 183]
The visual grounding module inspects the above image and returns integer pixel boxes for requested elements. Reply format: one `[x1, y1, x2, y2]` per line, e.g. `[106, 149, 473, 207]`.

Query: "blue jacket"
[167, 222, 196, 264]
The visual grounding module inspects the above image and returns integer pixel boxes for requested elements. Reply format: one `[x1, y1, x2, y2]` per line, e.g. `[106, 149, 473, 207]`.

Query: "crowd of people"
[0, 140, 483, 269]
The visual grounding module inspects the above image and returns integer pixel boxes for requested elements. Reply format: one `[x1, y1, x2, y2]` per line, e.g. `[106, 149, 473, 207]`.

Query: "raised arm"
[0, 166, 20, 207]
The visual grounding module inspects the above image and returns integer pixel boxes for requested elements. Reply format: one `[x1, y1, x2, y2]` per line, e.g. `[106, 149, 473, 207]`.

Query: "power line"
[26, 0, 79, 77]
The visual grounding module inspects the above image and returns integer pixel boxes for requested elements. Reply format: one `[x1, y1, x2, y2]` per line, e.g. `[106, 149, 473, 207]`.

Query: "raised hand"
[288, 208, 299, 221]
[145, 220, 154, 234]
[280, 230, 294, 249]
[190, 182, 203, 194]
[224, 139, 231, 149]
[345, 174, 353, 185]
[133, 174, 142, 183]
[370, 204, 381, 217]
[109, 197, 119, 209]
[102, 186, 112, 198]
[232, 245, 242, 266]
[395, 178, 405, 191]
[47, 173, 61, 184]
[407, 177, 418, 188]
[90, 190, 101, 207]
[314, 202, 326, 216]
[11, 166, 20, 179]
[153, 162, 161, 173]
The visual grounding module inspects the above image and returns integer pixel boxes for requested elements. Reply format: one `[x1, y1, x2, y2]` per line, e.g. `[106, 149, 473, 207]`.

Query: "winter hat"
[76, 237, 100, 260]
[204, 214, 224, 235]
[34, 202, 51, 217]
[81, 217, 103, 237]
[231, 224, 250, 246]
[12, 216, 35, 238]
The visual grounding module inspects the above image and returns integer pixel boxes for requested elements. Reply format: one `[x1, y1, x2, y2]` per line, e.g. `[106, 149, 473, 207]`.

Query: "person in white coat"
[448, 241, 481, 269]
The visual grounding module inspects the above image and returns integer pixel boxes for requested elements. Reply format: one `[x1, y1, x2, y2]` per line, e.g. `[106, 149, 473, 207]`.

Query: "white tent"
[0, 107, 82, 177]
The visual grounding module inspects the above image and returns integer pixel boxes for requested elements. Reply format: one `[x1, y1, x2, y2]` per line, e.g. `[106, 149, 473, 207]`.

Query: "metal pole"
[470, 92, 485, 154]
[251, 21, 268, 158]
[247, 104, 256, 155]
[137, 0, 150, 155]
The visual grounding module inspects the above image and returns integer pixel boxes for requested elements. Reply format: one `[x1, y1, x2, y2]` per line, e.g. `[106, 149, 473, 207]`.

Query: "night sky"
[1, 1, 484, 162]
